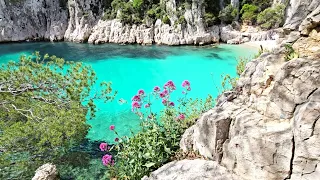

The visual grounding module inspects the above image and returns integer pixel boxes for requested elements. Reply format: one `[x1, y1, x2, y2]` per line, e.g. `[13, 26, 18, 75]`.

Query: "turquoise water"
[0, 42, 257, 143]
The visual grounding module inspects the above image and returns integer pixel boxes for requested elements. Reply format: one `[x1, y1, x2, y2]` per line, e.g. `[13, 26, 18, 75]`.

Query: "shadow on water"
[0, 42, 183, 61]
[56, 139, 111, 180]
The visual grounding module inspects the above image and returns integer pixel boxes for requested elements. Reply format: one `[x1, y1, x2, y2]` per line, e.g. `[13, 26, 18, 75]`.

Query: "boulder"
[32, 163, 58, 180]
[141, 159, 235, 180]
[299, 5, 320, 35]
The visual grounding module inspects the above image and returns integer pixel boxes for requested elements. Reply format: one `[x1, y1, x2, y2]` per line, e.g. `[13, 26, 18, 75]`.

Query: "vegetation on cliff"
[99, 80, 214, 179]
[0, 53, 115, 178]
[100, 0, 283, 29]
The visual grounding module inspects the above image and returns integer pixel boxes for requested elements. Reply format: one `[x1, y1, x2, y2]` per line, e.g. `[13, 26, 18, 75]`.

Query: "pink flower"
[109, 125, 115, 131]
[178, 114, 185, 120]
[144, 103, 150, 108]
[163, 89, 168, 95]
[115, 138, 119, 142]
[99, 143, 108, 151]
[182, 80, 190, 87]
[153, 86, 160, 92]
[132, 95, 141, 102]
[132, 101, 141, 109]
[187, 87, 191, 91]
[138, 89, 145, 95]
[169, 102, 175, 106]
[164, 80, 176, 90]
[102, 154, 113, 166]
[159, 92, 166, 98]
[162, 99, 168, 105]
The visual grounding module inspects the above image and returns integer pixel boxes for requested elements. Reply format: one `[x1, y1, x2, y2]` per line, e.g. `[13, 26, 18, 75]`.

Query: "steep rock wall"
[0, 0, 292, 45]
[0, 0, 68, 42]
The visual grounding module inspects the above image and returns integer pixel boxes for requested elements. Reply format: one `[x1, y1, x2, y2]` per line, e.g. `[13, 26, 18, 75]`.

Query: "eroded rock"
[32, 163, 58, 180]
[141, 159, 235, 180]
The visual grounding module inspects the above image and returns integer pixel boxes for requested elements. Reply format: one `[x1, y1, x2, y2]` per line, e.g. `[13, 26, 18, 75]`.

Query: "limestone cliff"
[0, 0, 68, 42]
[1, 0, 312, 45]
[143, 2, 320, 180]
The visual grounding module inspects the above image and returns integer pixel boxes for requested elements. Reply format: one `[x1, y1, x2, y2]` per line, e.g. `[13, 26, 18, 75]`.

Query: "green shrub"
[284, 44, 299, 61]
[219, 4, 238, 24]
[204, 13, 218, 27]
[133, 0, 144, 9]
[162, 15, 171, 25]
[241, 0, 272, 11]
[236, 57, 250, 76]
[176, 15, 186, 25]
[221, 74, 238, 91]
[100, 80, 214, 179]
[0, 53, 115, 178]
[257, 4, 285, 29]
[102, 9, 115, 21]
[240, 4, 259, 23]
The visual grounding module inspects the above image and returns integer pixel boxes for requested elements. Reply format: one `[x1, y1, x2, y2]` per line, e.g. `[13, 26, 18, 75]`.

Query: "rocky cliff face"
[0, 0, 303, 45]
[0, 0, 68, 42]
[143, 2, 320, 180]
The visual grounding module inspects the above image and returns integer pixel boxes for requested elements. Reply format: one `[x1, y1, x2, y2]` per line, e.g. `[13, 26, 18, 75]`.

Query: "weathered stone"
[180, 38, 320, 180]
[284, 0, 320, 31]
[299, 5, 320, 35]
[0, 0, 68, 42]
[141, 159, 235, 180]
[32, 163, 58, 180]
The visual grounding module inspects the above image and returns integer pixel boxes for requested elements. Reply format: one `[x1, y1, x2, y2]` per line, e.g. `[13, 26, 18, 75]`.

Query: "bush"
[162, 15, 171, 25]
[257, 4, 285, 29]
[236, 57, 250, 76]
[0, 53, 115, 178]
[99, 80, 214, 179]
[176, 15, 186, 25]
[204, 13, 218, 27]
[240, 4, 259, 23]
[219, 4, 238, 24]
[284, 44, 299, 61]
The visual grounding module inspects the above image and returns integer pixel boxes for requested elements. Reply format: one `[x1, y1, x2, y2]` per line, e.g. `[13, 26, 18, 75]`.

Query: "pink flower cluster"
[182, 80, 191, 93]
[99, 142, 108, 151]
[131, 89, 146, 111]
[102, 154, 114, 166]
[178, 113, 185, 120]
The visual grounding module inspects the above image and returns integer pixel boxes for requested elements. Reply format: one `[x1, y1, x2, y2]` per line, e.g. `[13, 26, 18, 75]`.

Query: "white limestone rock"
[141, 159, 235, 180]
[32, 163, 58, 180]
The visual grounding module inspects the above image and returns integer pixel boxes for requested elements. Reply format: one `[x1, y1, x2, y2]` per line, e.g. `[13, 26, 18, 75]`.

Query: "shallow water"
[0, 42, 257, 143]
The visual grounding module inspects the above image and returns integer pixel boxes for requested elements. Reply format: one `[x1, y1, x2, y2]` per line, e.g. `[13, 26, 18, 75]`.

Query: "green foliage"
[219, 4, 238, 24]
[219, 56, 251, 92]
[284, 44, 299, 61]
[103, 81, 214, 179]
[240, 4, 259, 23]
[133, 0, 144, 9]
[236, 57, 250, 76]
[162, 15, 171, 25]
[241, 0, 273, 11]
[220, 74, 238, 91]
[257, 4, 285, 29]
[0, 53, 115, 178]
[176, 15, 186, 26]
[204, 13, 218, 27]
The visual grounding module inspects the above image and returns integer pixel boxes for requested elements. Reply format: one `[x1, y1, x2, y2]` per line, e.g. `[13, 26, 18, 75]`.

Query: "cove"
[0, 42, 257, 143]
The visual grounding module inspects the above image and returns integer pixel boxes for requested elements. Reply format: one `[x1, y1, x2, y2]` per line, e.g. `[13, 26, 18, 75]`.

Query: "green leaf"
[144, 162, 156, 168]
